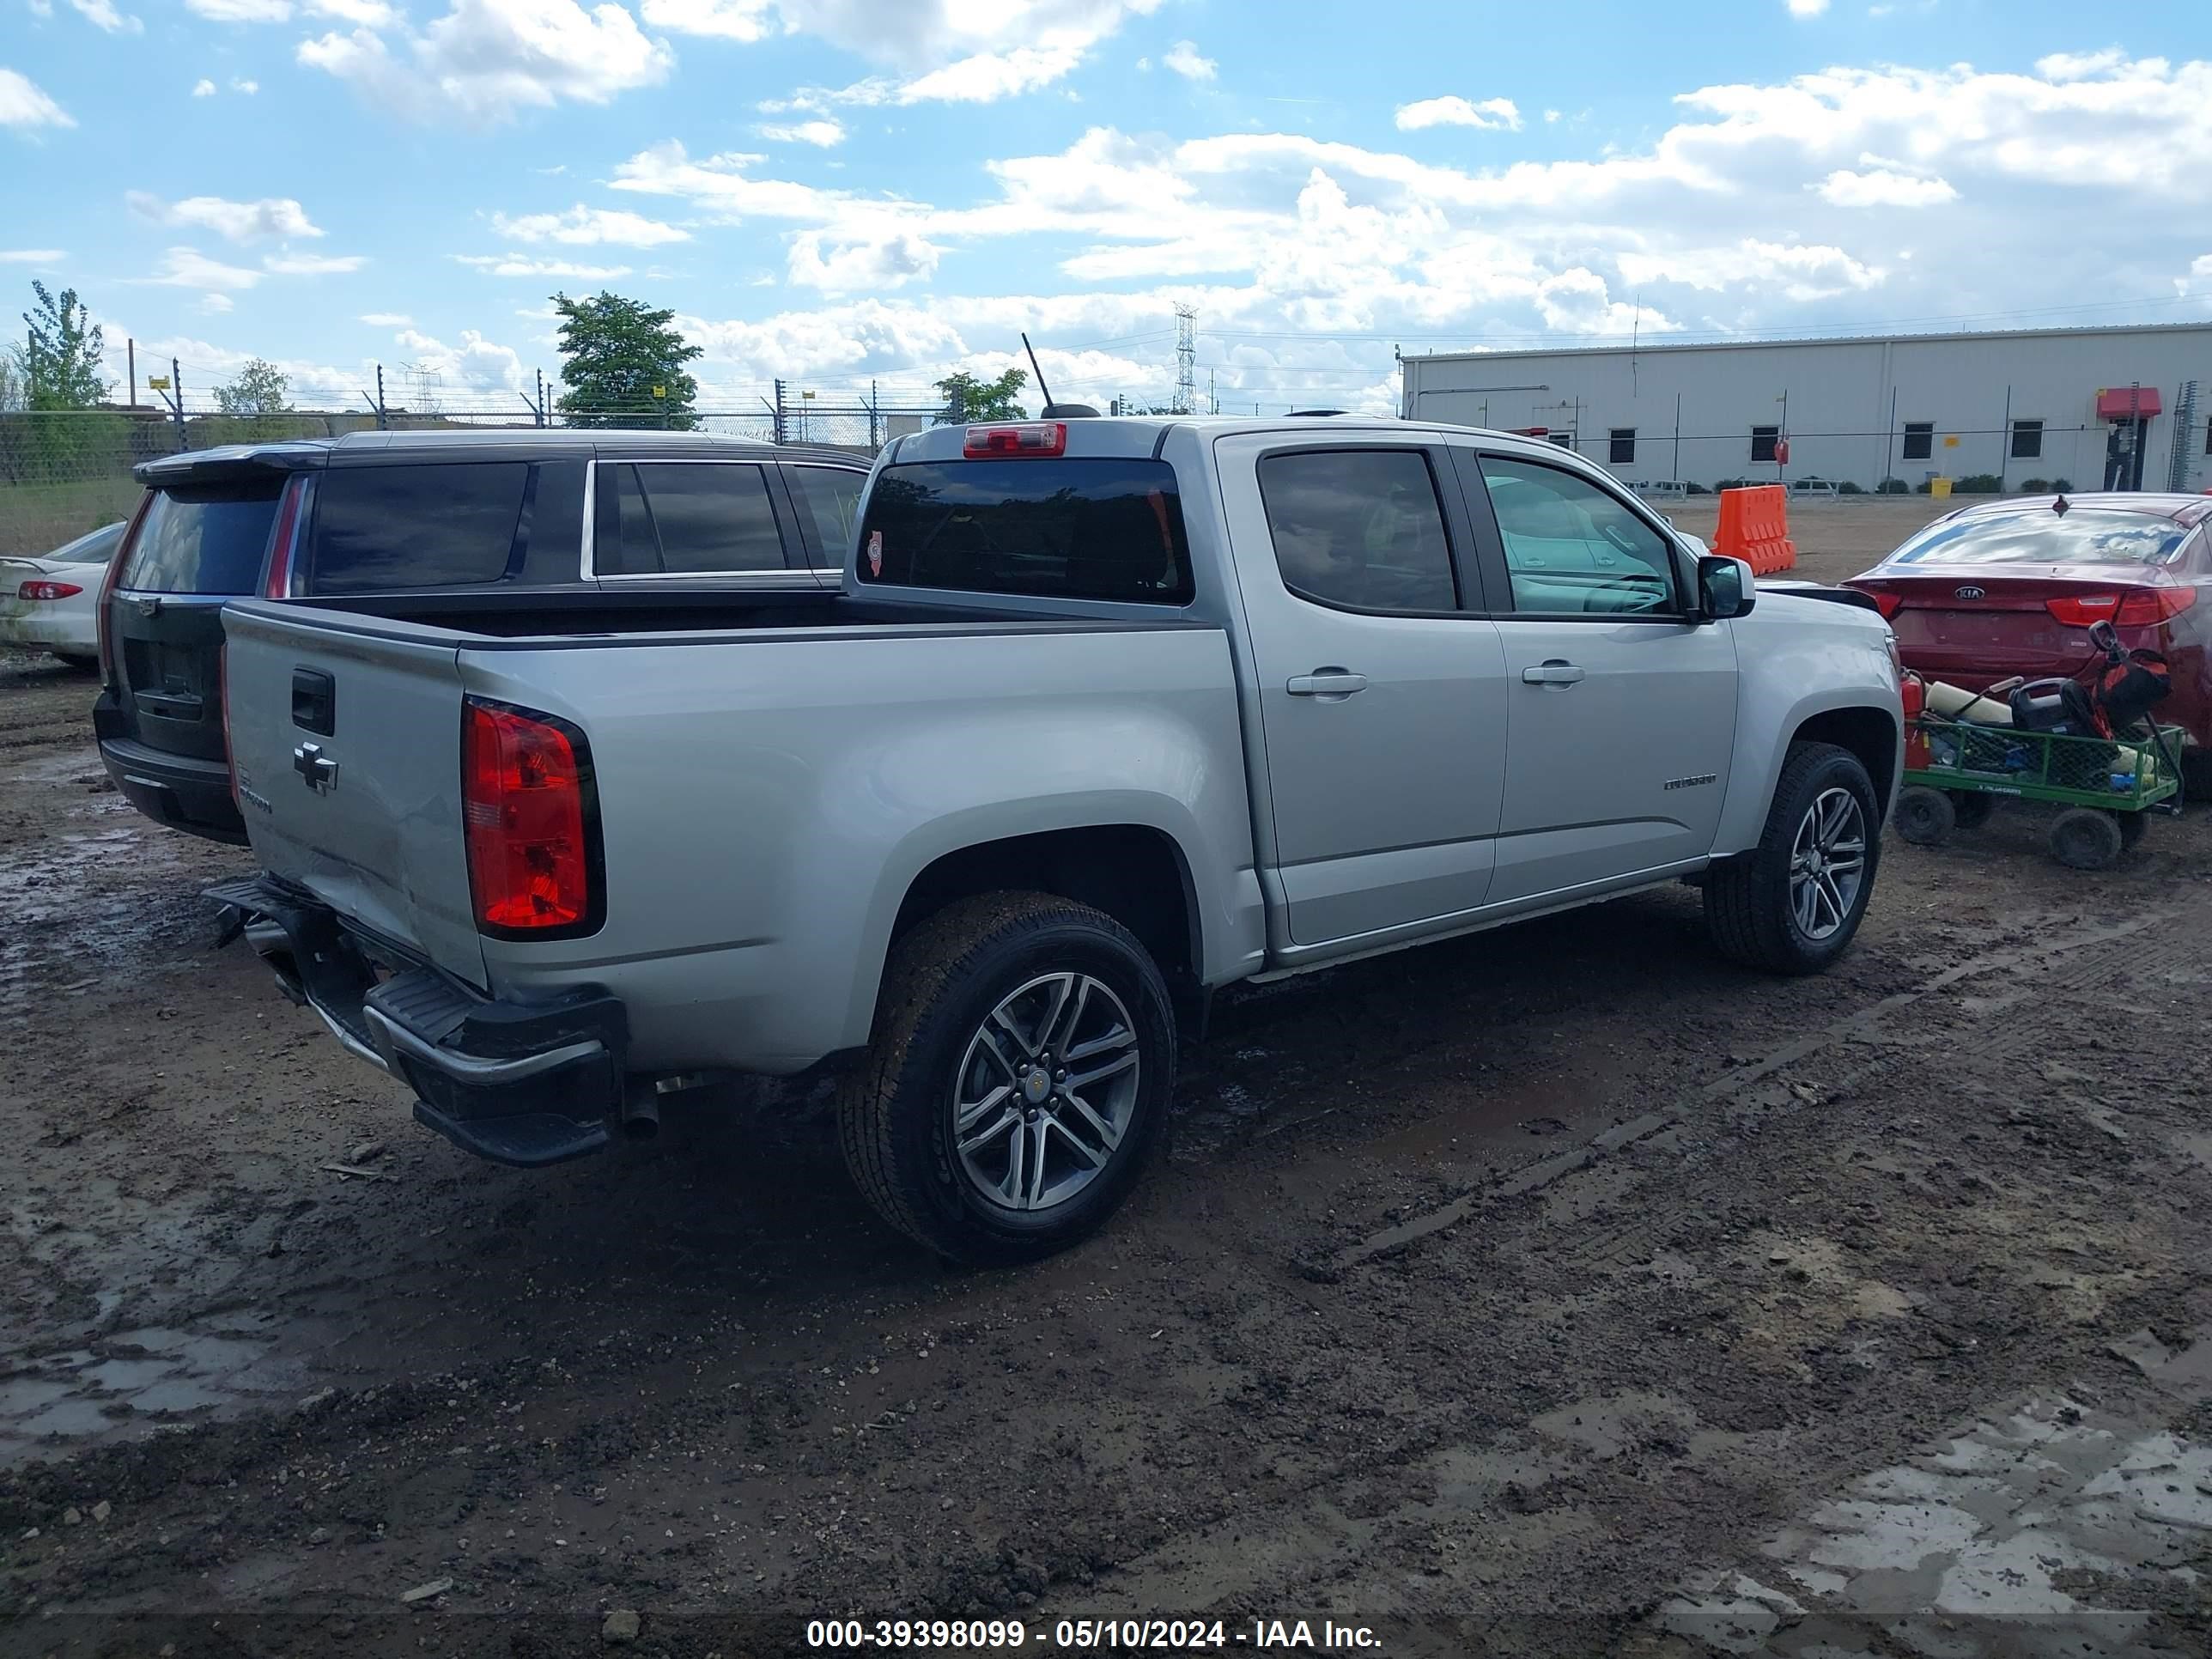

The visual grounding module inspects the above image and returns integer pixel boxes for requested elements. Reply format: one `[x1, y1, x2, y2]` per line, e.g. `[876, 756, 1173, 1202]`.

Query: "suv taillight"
[463, 700, 600, 936]
[263, 475, 308, 599]
[97, 490, 153, 686]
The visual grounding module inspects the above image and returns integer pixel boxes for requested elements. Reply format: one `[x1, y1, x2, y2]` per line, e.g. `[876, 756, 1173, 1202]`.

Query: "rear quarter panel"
[462, 623, 1262, 1073]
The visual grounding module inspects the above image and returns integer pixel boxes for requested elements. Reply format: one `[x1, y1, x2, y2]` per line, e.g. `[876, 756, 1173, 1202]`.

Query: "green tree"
[0, 349, 23, 414]
[21, 282, 108, 410]
[550, 290, 702, 429]
[212, 357, 291, 416]
[935, 368, 1028, 423]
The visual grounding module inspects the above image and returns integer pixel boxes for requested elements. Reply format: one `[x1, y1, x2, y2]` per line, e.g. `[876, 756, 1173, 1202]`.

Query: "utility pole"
[127, 337, 137, 410]
[773, 378, 787, 444]
[536, 368, 547, 428]
[869, 379, 880, 452]
[376, 364, 387, 429]
[1208, 368, 1217, 416]
[168, 358, 185, 447]
[1173, 304, 1197, 415]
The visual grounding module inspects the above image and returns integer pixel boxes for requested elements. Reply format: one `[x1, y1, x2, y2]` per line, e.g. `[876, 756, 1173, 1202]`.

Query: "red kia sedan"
[1847, 493, 2212, 795]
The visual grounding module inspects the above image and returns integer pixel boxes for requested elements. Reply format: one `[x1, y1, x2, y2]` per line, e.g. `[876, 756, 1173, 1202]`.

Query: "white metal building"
[1400, 323, 2212, 495]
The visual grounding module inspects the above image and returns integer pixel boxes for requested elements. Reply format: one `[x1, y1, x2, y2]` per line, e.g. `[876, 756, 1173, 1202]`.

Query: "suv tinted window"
[789, 465, 863, 565]
[1480, 456, 1677, 616]
[596, 463, 785, 575]
[310, 462, 528, 592]
[858, 459, 1193, 604]
[1257, 449, 1457, 612]
[118, 480, 283, 594]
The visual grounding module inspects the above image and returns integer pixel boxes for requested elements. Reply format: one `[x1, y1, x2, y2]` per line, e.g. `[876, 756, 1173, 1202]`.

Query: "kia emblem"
[1954, 585, 1985, 599]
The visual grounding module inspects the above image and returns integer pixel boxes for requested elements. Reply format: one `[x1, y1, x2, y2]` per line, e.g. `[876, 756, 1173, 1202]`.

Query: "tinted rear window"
[857, 459, 1192, 604]
[308, 462, 530, 592]
[789, 465, 864, 565]
[1888, 509, 2191, 568]
[119, 481, 283, 594]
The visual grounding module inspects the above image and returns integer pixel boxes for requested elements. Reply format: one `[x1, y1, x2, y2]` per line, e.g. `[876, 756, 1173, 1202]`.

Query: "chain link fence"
[0, 400, 944, 556]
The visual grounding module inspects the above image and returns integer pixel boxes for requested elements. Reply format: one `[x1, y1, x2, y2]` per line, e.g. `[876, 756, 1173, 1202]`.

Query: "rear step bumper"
[205, 875, 628, 1168]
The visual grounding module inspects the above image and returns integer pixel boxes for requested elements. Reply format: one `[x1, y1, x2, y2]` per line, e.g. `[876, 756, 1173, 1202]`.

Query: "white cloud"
[1817, 166, 1958, 207]
[394, 325, 525, 391]
[0, 67, 75, 131]
[638, 0, 772, 39]
[761, 0, 1164, 106]
[489, 204, 691, 246]
[69, 0, 143, 33]
[0, 248, 66, 263]
[1395, 95, 1522, 132]
[307, 0, 397, 21]
[184, 0, 292, 19]
[300, 0, 673, 123]
[264, 251, 368, 274]
[198, 292, 234, 314]
[359, 311, 413, 325]
[1787, 0, 1830, 15]
[757, 118, 846, 146]
[1162, 40, 1214, 83]
[137, 246, 265, 290]
[232, 76, 259, 93]
[127, 192, 325, 241]
[453, 252, 635, 278]
[787, 227, 940, 292]
[191, 78, 217, 96]
[2035, 50, 2126, 83]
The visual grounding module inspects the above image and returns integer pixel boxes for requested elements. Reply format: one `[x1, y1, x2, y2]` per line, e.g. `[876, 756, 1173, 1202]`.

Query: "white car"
[0, 521, 125, 668]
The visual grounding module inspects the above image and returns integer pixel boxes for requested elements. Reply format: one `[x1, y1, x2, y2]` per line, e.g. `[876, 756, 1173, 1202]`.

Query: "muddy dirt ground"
[4, 501, 2209, 1657]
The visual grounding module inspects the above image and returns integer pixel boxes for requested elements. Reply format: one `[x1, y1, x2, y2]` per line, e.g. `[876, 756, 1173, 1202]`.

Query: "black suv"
[94, 428, 867, 843]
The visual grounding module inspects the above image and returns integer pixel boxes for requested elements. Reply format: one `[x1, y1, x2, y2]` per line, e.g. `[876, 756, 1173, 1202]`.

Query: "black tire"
[1893, 786, 1955, 846]
[838, 892, 1176, 1266]
[2049, 807, 2124, 871]
[1705, 741, 1881, 975]
[2184, 751, 2212, 804]
[1948, 791, 1998, 830]
[53, 653, 99, 672]
[2115, 810, 2149, 852]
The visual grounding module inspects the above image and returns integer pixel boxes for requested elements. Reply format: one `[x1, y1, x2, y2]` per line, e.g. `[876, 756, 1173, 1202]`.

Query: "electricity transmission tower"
[1173, 304, 1197, 415]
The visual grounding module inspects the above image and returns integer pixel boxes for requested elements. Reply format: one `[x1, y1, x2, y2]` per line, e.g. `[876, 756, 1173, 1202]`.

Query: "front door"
[1216, 437, 1510, 951]
[1457, 451, 1738, 906]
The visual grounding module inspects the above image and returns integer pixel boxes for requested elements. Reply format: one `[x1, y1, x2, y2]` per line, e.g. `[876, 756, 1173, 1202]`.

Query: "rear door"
[222, 603, 487, 988]
[108, 477, 286, 763]
[1456, 448, 1737, 904]
[1215, 434, 1510, 950]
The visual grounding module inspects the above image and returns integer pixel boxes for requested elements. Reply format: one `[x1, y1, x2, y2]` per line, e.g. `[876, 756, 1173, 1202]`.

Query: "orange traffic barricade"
[1713, 484, 1797, 575]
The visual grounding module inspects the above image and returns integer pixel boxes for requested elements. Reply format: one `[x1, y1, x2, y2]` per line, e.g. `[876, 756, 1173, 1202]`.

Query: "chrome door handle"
[1522, 662, 1586, 686]
[1286, 670, 1370, 698]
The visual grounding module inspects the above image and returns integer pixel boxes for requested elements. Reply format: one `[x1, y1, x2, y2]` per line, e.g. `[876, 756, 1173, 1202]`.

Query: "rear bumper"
[96, 695, 248, 844]
[206, 875, 628, 1168]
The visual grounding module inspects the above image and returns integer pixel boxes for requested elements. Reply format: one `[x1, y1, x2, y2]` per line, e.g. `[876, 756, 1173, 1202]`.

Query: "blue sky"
[4, 0, 2209, 420]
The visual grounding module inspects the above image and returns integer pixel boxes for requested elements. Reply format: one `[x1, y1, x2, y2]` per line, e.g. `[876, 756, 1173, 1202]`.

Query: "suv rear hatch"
[97, 447, 317, 839]
[221, 601, 488, 989]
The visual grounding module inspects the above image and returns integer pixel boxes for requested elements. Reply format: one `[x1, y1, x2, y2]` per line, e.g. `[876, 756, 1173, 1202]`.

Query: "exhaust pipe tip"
[620, 1088, 661, 1144]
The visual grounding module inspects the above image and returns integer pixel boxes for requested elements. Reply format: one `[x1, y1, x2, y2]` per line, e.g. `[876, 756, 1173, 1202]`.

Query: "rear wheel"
[1893, 786, 1955, 846]
[2049, 808, 2124, 871]
[839, 893, 1175, 1266]
[1705, 742, 1880, 975]
[52, 652, 99, 672]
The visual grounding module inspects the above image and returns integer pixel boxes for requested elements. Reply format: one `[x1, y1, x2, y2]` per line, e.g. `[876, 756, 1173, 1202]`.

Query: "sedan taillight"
[16, 580, 83, 601]
[2045, 588, 2197, 628]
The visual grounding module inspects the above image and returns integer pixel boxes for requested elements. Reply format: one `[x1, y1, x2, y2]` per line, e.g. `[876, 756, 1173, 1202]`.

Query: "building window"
[1608, 428, 1636, 465]
[2009, 420, 2044, 460]
[1901, 422, 1935, 461]
[1751, 425, 1779, 464]
[1547, 430, 1574, 449]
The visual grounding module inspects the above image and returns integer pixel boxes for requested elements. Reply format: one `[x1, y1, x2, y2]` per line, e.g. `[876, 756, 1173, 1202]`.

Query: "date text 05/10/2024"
[804, 1618, 1384, 1650]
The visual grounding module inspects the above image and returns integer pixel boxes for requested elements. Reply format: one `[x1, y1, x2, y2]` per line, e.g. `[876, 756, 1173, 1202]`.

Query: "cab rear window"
[856, 459, 1193, 605]
[118, 480, 283, 594]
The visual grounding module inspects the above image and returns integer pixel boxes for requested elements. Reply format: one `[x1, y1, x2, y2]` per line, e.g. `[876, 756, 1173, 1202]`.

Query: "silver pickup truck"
[214, 416, 1904, 1262]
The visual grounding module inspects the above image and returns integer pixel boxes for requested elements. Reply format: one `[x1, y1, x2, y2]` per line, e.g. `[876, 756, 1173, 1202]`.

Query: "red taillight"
[2045, 589, 2197, 628]
[263, 475, 307, 599]
[963, 422, 1067, 459]
[17, 580, 83, 601]
[463, 700, 597, 935]
[1867, 591, 1903, 619]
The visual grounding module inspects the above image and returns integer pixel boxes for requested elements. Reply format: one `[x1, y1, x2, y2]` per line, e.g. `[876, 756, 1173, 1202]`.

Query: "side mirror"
[1698, 554, 1756, 621]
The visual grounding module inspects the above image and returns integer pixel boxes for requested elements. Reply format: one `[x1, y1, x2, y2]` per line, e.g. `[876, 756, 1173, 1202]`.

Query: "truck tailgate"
[221, 602, 487, 989]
